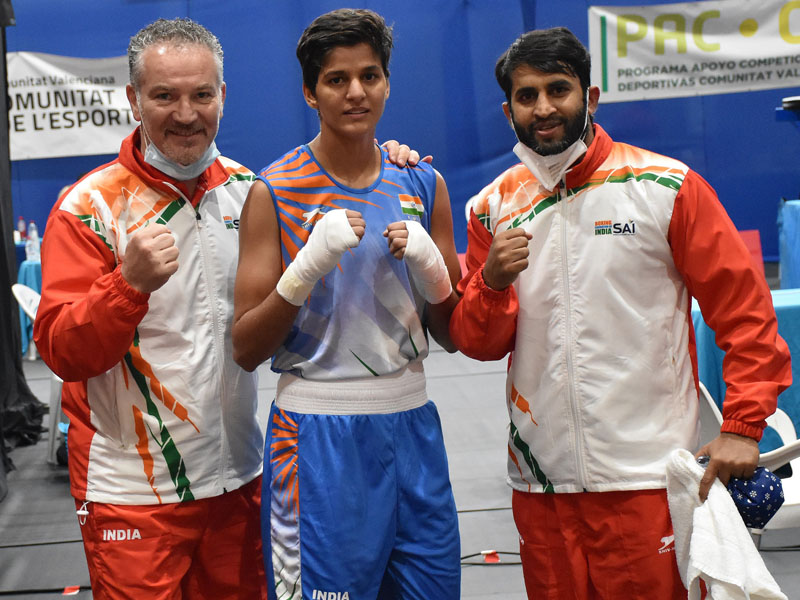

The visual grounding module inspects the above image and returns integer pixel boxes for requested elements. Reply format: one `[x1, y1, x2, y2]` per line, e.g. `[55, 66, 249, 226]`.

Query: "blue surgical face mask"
[142, 138, 220, 181]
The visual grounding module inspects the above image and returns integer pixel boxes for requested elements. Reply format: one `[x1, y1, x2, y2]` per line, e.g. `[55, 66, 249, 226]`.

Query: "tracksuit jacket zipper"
[558, 179, 589, 490]
[164, 182, 231, 493]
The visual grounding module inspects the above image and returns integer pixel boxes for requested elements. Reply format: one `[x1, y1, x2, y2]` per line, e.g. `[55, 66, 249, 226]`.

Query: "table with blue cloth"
[692, 289, 800, 452]
[17, 259, 42, 356]
[778, 199, 800, 289]
[15, 241, 26, 272]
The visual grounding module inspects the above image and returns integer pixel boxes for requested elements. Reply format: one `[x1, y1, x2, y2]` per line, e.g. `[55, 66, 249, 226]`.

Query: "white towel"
[665, 448, 786, 600]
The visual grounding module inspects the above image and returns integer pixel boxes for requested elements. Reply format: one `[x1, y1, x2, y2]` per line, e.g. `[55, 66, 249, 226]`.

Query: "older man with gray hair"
[34, 18, 267, 598]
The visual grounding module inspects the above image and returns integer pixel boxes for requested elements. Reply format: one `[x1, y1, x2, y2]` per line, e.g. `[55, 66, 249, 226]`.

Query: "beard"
[512, 100, 588, 157]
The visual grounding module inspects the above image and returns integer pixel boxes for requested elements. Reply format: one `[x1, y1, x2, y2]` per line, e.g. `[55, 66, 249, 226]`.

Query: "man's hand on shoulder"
[380, 139, 433, 168]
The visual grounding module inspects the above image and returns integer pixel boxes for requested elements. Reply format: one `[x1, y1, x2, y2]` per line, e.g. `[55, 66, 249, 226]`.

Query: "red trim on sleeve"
[34, 209, 150, 382]
[669, 170, 792, 440]
[450, 210, 519, 361]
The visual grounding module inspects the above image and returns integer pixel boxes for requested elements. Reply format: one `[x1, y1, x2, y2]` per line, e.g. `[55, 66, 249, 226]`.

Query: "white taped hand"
[403, 220, 453, 304]
[276, 209, 360, 306]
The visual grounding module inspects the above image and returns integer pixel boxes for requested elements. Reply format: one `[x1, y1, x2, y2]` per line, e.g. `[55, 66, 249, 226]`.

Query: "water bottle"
[16, 216, 26, 240]
[25, 220, 40, 261]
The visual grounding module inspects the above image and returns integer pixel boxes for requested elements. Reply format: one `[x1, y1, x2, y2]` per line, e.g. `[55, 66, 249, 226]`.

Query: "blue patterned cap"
[726, 467, 784, 529]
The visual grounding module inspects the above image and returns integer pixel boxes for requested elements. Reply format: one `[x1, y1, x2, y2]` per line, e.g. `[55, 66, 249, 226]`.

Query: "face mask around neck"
[513, 136, 587, 192]
[142, 136, 220, 181]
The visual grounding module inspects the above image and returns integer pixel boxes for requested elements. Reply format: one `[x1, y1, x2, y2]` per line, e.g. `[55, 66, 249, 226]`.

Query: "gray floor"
[2, 340, 799, 599]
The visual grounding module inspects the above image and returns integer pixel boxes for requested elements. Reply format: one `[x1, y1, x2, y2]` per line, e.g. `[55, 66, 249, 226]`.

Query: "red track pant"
[75, 476, 266, 599]
[513, 488, 690, 600]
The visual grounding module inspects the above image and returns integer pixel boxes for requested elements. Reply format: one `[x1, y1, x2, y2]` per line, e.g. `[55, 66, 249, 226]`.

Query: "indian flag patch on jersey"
[399, 194, 424, 219]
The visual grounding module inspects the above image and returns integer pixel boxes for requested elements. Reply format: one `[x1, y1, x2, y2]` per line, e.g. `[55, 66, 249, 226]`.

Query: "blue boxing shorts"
[262, 364, 460, 600]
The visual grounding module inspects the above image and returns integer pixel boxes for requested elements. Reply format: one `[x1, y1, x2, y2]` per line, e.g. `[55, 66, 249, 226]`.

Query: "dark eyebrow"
[514, 86, 537, 97]
[548, 78, 574, 88]
[322, 64, 382, 78]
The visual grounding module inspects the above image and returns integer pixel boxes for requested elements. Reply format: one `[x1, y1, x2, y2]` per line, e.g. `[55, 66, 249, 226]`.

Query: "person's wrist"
[480, 267, 502, 291]
[113, 267, 149, 302]
[276, 262, 315, 306]
[479, 266, 511, 294]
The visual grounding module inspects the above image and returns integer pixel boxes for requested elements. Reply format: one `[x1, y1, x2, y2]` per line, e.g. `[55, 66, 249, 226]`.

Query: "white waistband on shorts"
[275, 362, 428, 415]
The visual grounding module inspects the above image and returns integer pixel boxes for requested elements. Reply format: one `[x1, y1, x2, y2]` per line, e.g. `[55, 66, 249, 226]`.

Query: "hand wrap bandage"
[403, 220, 453, 304]
[276, 209, 360, 306]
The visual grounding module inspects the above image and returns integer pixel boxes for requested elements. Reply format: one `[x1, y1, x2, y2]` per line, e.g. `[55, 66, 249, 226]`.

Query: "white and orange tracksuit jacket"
[34, 129, 264, 505]
[450, 124, 791, 494]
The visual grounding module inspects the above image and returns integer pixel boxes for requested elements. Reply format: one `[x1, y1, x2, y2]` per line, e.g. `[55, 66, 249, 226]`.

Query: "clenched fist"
[345, 209, 366, 241]
[384, 221, 409, 259]
[483, 227, 532, 290]
[120, 224, 179, 294]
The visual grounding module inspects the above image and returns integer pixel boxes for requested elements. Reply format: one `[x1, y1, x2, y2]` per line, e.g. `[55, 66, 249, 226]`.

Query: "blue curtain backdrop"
[6, 0, 800, 258]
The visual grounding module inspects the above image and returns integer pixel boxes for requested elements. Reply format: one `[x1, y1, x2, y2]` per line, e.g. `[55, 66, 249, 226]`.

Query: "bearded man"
[448, 26, 790, 600]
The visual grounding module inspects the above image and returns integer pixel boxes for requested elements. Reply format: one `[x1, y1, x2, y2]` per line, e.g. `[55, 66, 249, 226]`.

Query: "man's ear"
[587, 85, 600, 116]
[302, 83, 318, 110]
[502, 101, 513, 127]
[219, 82, 227, 119]
[126, 84, 142, 122]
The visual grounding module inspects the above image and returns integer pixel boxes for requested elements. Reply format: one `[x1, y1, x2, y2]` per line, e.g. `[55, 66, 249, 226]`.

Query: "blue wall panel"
[5, 0, 800, 259]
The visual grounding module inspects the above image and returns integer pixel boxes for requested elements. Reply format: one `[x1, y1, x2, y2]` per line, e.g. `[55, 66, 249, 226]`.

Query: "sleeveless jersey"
[257, 144, 437, 380]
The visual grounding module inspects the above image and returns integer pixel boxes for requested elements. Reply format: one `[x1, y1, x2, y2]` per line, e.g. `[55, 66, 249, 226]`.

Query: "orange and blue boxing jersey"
[257, 144, 437, 380]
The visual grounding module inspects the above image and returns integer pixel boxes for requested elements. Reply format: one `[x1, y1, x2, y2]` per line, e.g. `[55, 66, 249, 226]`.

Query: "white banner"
[588, 0, 800, 102]
[7, 52, 136, 160]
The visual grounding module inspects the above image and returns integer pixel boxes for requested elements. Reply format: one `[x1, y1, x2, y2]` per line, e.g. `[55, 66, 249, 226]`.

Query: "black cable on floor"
[456, 506, 511, 514]
[460, 550, 521, 566]
[0, 587, 91, 596]
[455, 505, 519, 564]
[0, 538, 83, 549]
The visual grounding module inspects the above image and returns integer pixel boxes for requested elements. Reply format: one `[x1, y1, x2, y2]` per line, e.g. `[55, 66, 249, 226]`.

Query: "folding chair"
[698, 381, 800, 549]
[11, 283, 66, 466]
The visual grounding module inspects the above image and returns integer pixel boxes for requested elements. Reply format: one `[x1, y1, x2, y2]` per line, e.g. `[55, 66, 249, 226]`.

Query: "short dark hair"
[296, 8, 393, 94]
[495, 27, 590, 102]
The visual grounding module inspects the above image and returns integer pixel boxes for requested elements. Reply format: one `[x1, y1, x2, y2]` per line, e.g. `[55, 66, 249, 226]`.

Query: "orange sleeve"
[669, 170, 792, 440]
[449, 210, 519, 361]
[33, 208, 150, 382]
